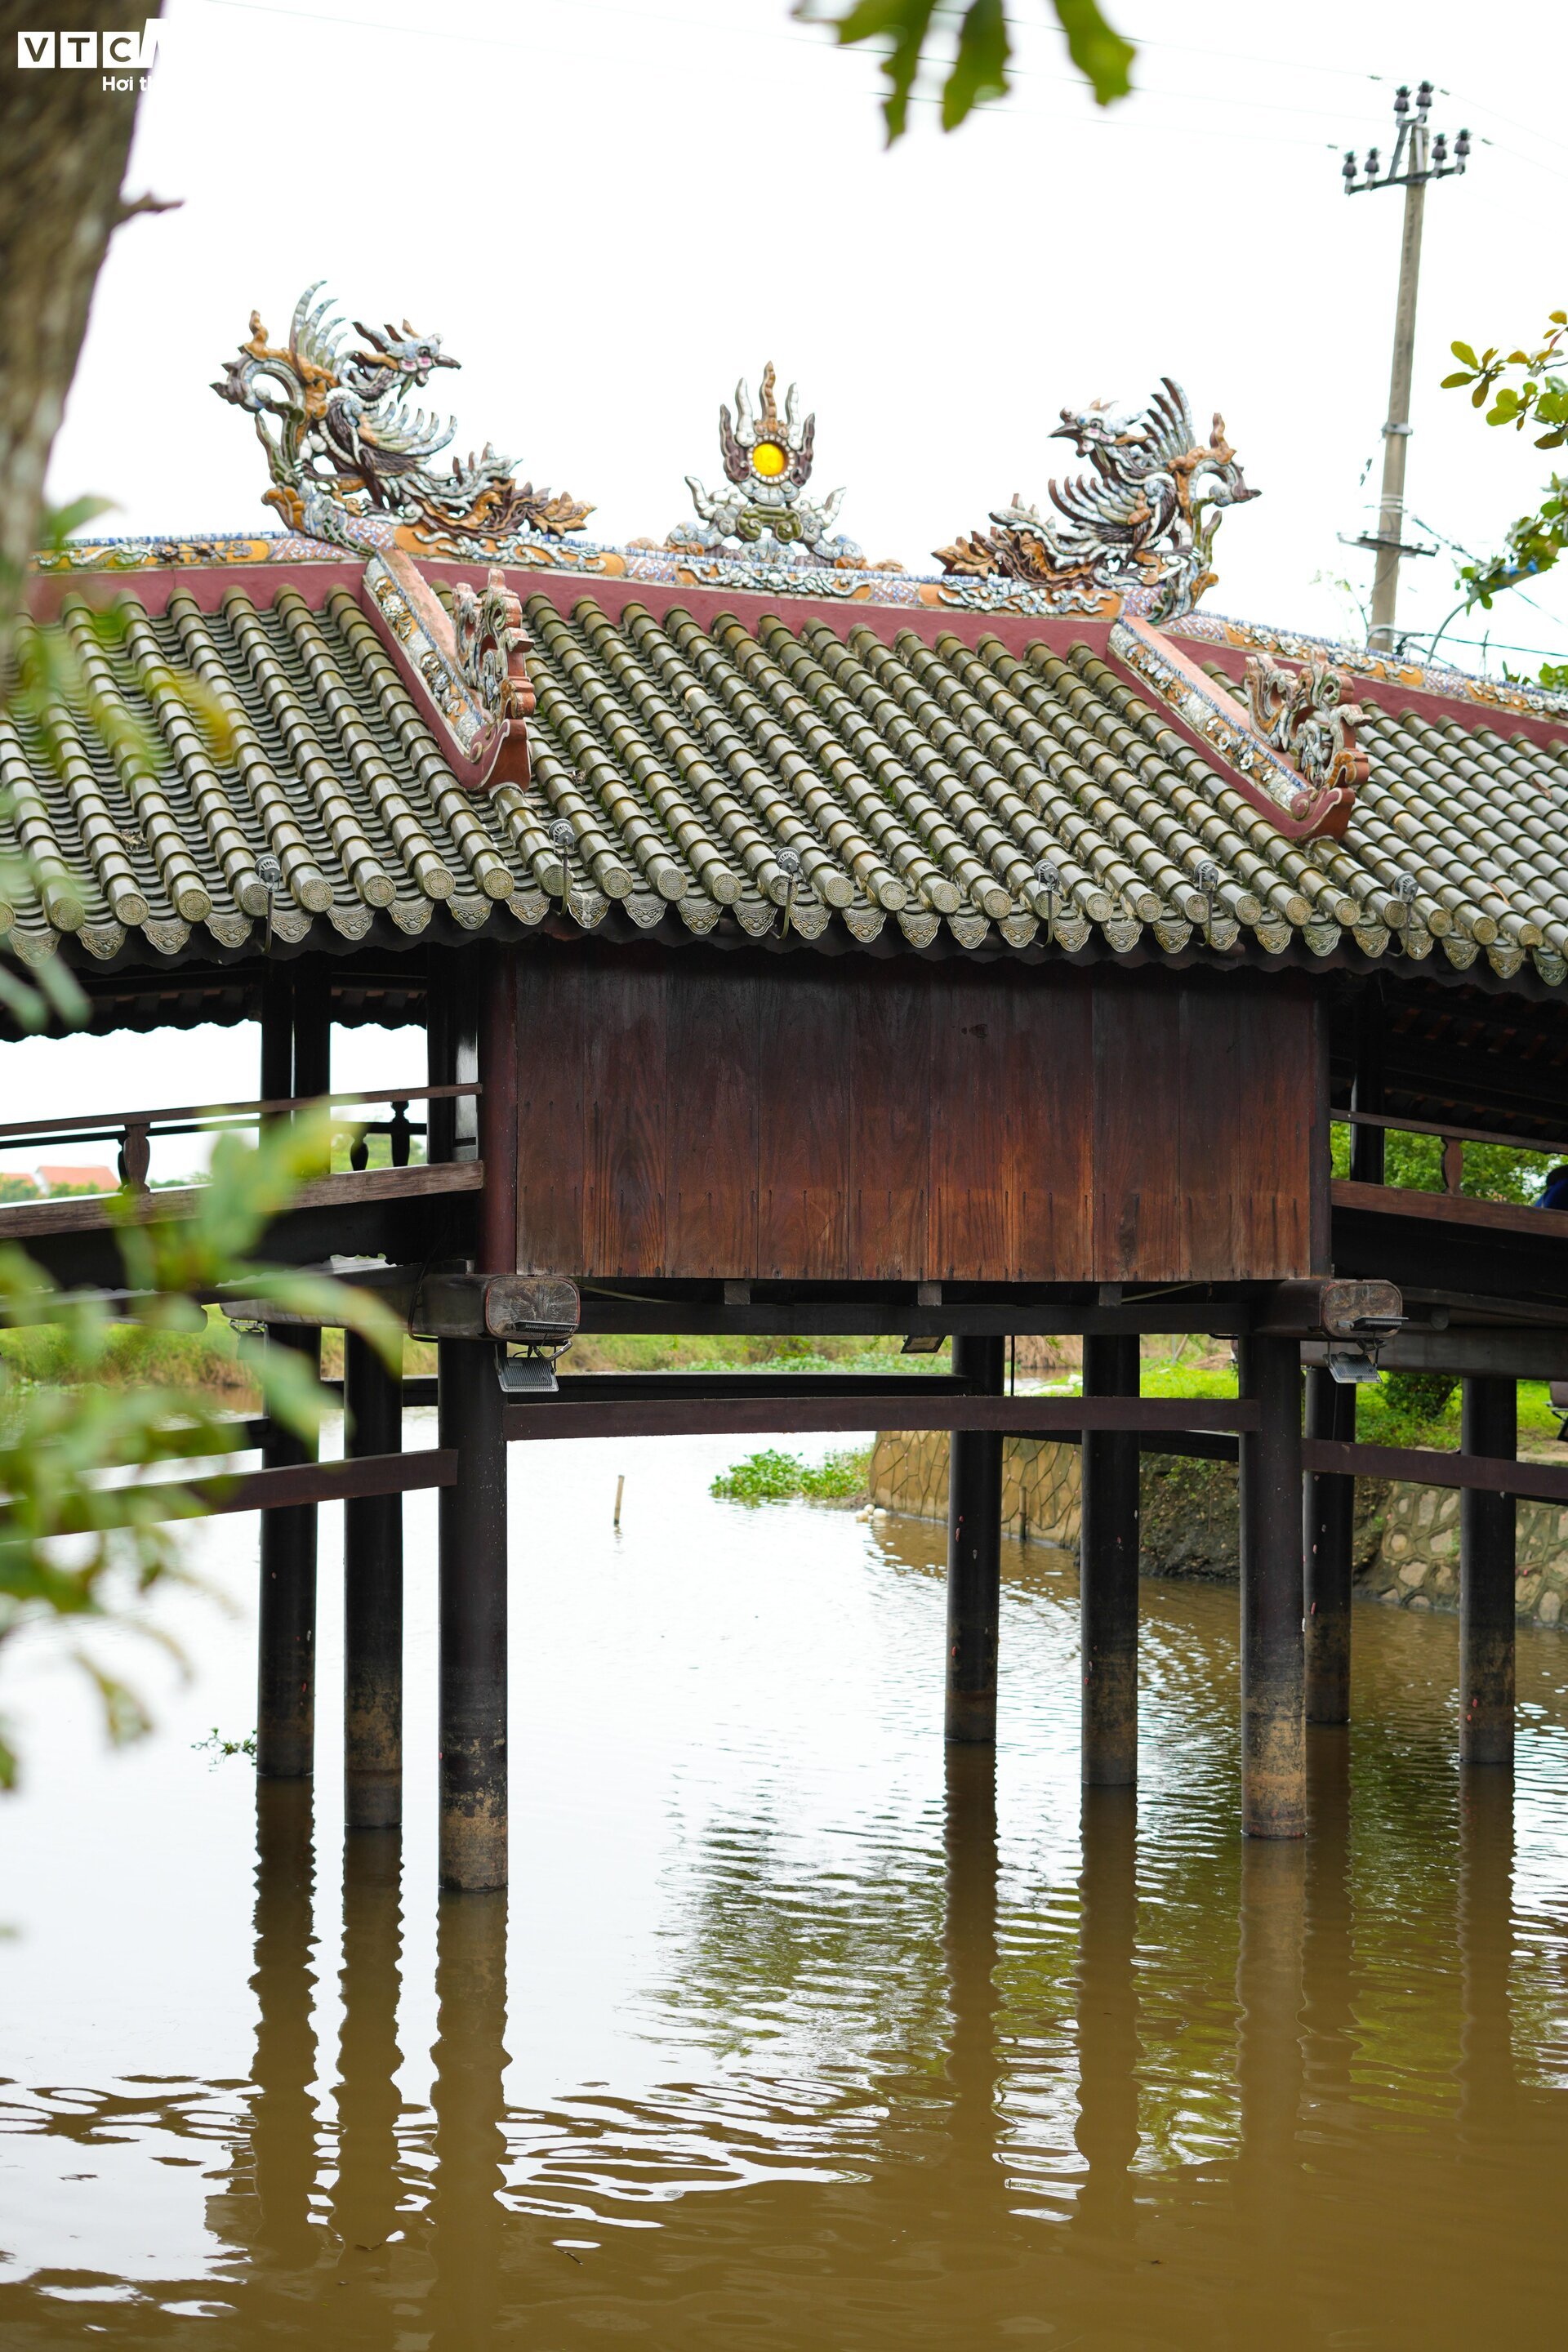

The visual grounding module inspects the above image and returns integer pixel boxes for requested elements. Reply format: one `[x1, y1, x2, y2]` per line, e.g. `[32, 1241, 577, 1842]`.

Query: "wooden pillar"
[344, 1330, 403, 1829]
[256, 1325, 322, 1780]
[426, 947, 479, 1167]
[259, 967, 293, 1107]
[1080, 1334, 1139, 1786]
[1304, 1367, 1356, 1725]
[1460, 1374, 1516, 1767]
[478, 948, 519, 1275]
[292, 958, 332, 1099]
[1238, 1335, 1305, 1838]
[945, 1334, 1005, 1745]
[438, 1338, 509, 1890]
[1348, 976, 1385, 1186]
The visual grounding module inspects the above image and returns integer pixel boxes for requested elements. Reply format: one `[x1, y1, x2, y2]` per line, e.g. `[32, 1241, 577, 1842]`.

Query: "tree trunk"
[0, 2, 163, 663]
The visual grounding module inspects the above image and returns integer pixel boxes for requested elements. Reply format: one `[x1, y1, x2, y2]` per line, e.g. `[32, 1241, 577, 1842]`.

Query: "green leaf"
[824, 0, 937, 142]
[1450, 341, 1479, 368]
[1054, 0, 1134, 105]
[1440, 371, 1476, 389]
[942, 0, 1010, 128]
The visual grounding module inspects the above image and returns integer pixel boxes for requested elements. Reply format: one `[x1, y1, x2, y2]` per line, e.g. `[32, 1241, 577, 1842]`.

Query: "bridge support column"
[345, 1330, 403, 1829]
[439, 1339, 509, 1889]
[1304, 1368, 1356, 1725]
[1239, 1336, 1306, 1838]
[1460, 1374, 1516, 1768]
[945, 1335, 1005, 1744]
[257, 1326, 322, 1780]
[1080, 1334, 1139, 1786]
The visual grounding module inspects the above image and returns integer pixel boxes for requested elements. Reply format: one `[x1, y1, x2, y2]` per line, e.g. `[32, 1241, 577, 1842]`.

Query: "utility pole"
[1343, 82, 1470, 656]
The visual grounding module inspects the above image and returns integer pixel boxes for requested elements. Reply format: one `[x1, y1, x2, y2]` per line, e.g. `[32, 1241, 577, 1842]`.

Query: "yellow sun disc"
[751, 441, 787, 479]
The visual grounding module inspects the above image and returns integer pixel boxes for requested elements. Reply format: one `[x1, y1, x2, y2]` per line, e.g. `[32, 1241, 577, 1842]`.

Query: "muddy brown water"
[4, 1419, 1568, 2348]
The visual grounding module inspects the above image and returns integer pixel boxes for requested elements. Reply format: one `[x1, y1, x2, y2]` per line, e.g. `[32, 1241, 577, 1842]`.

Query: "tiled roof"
[7, 555, 1568, 997]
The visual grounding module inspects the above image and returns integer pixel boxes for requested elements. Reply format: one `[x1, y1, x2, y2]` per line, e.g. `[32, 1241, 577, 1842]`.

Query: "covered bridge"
[8, 287, 1568, 1882]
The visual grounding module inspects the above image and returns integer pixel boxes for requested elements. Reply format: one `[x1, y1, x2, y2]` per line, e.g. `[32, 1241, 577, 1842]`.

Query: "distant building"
[36, 1165, 118, 1196]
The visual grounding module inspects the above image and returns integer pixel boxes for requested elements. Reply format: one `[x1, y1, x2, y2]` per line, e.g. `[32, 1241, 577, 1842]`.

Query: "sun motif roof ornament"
[213, 282, 594, 562]
[935, 378, 1258, 623]
[662, 362, 902, 581]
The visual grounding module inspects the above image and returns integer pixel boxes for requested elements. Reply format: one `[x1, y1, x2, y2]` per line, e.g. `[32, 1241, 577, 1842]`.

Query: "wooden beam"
[1302, 1437, 1568, 1503]
[1308, 1329, 1568, 1380]
[504, 1391, 1260, 1443]
[80, 1449, 458, 1529]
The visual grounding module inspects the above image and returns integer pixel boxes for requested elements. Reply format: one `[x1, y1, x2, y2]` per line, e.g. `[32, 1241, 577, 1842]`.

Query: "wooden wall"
[503, 946, 1327, 1285]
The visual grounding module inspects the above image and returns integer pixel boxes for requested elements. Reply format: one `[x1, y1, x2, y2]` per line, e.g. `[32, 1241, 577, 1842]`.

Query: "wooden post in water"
[344, 1330, 403, 1829]
[1460, 1374, 1516, 1767]
[945, 1334, 1006, 1744]
[256, 1325, 322, 1780]
[438, 1339, 509, 1889]
[1238, 1335, 1306, 1838]
[1304, 1367, 1356, 1725]
[1080, 1334, 1140, 1785]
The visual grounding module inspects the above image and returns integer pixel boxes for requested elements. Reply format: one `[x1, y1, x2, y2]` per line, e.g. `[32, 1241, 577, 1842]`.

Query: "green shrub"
[710, 1446, 871, 1504]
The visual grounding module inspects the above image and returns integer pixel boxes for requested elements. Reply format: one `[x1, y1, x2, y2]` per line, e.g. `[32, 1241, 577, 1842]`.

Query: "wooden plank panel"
[1005, 965, 1094, 1281]
[848, 964, 930, 1280]
[929, 961, 1008, 1279]
[515, 958, 589, 1274]
[1177, 982, 1246, 1280]
[1093, 976, 1183, 1280]
[666, 965, 758, 1276]
[1236, 978, 1315, 1277]
[585, 956, 668, 1276]
[756, 967, 852, 1277]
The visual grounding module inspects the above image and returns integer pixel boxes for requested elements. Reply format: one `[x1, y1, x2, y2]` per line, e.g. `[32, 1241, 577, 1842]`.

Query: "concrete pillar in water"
[1303, 1366, 1356, 1726]
[344, 1330, 403, 1829]
[256, 1325, 322, 1780]
[1080, 1334, 1139, 1785]
[945, 1334, 1006, 1744]
[438, 1338, 509, 1890]
[1238, 1335, 1306, 1838]
[1460, 1374, 1516, 1768]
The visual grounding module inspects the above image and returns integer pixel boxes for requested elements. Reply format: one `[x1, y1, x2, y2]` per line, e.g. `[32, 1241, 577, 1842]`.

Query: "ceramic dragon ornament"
[214, 283, 593, 561]
[937, 378, 1258, 622]
[666, 363, 899, 574]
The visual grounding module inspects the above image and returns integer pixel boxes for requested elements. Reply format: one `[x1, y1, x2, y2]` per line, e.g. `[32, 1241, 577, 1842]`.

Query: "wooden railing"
[0, 1082, 480, 1192]
[1334, 1106, 1564, 1199]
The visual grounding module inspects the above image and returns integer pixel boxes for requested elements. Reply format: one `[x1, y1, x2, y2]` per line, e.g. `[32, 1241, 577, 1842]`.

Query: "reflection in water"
[1460, 1766, 1517, 2145]
[10, 1459, 1568, 2345]
[247, 1784, 319, 2283]
[1074, 1788, 1138, 2253]
[332, 1830, 403, 2296]
[430, 1892, 510, 2350]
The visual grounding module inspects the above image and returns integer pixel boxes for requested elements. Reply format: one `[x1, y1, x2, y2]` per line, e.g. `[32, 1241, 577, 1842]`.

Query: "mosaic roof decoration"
[652, 362, 902, 591]
[1109, 615, 1365, 840]
[214, 283, 594, 563]
[935, 380, 1258, 624]
[7, 559, 1568, 999]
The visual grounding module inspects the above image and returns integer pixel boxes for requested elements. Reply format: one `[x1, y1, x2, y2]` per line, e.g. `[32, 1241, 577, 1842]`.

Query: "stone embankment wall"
[869, 1432, 1568, 1628]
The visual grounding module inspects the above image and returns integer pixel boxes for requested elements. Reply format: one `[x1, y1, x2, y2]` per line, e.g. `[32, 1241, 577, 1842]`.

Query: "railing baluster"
[1442, 1136, 1464, 1195]
[118, 1121, 150, 1192]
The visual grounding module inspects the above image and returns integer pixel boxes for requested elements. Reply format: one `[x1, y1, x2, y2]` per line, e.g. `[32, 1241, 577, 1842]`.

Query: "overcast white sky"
[18, 0, 1568, 1158]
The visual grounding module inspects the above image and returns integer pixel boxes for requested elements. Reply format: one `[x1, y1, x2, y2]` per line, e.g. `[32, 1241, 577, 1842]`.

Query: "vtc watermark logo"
[16, 21, 167, 91]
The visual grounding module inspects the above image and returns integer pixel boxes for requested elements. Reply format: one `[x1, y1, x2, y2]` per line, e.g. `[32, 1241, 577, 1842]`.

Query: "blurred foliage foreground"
[0, 1112, 398, 1790]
